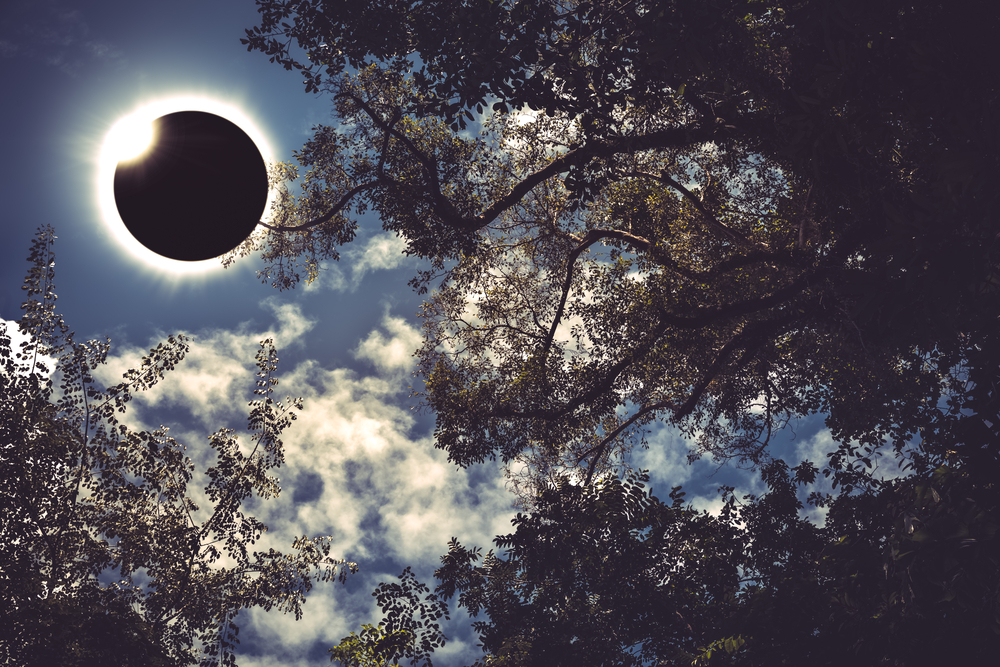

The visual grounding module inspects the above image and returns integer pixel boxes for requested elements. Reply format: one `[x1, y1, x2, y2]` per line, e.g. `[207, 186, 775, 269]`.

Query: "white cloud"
[633, 424, 695, 489]
[305, 232, 410, 293]
[352, 233, 409, 276]
[353, 310, 422, 376]
[84, 301, 514, 663]
[91, 300, 315, 430]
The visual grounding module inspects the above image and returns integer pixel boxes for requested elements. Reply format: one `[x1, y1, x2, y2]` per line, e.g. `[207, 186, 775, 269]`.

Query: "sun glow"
[106, 116, 154, 161]
[97, 95, 276, 275]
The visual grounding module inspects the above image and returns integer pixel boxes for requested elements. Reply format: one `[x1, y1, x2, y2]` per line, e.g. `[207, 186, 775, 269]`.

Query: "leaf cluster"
[352, 461, 998, 666]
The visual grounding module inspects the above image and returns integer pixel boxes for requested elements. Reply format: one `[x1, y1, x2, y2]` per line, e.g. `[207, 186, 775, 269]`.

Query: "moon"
[97, 96, 276, 274]
[113, 111, 268, 262]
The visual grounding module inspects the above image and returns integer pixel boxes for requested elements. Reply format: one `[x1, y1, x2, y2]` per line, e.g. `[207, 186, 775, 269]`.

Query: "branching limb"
[341, 92, 467, 227]
[476, 124, 722, 231]
[540, 229, 617, 363]
[623, 170, 768, 252]
[581, 398, 679, 485]
[258, 180, 379, 232]
[258, 106, 402, 233]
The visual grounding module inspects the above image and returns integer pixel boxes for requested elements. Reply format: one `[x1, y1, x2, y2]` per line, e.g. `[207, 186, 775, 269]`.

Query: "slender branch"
[496, 318, 672, 421]
[464, 321, 547, 341]
[580, 309, 804, 484]
[258, 180, 379, 232]
[258, 106, 401, 233]
[539, 229, 612, 363]
[623, 170, 767, 252]
[341, 92, 466, 226]
[495, 280, 821, 423]
[582, 398, 679, 485]
[797, 182, 814, 249]
[476, 124, 721, 231]
[539, 226, 699, 364]
[671, 306, 810, 423]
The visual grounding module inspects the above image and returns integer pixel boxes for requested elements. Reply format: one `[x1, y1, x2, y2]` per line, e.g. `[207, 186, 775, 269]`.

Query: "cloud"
[352, 233, 410, 278]
[91, 299, 315, 430]
[85, 301, 514, 664]
[633, 424, 696, 490]
[353, 310, 422, 376]
[305, 232, 410, 293]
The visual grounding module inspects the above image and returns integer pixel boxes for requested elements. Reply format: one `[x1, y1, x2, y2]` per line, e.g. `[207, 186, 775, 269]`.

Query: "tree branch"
[341, 92, 467, 227]
[581, 398, 679, 485]
[623, 170, 769, 252]
[258, 180, 379, 232]
[539, 229, 614, 363]
[474, 124, 723, 231]
[494, 274, 822, 423]
[258, 105, 401, 233]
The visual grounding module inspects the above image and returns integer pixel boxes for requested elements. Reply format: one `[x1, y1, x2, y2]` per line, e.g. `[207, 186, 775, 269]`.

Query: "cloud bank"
[85, 300, 513, 666]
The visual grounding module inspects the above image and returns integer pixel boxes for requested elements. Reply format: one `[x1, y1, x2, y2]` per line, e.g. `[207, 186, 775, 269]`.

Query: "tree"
[0, 227, 358, 667]
[349, 463, 997, 666]
[434, 473, 748, 667]
[239, 0, 1000, 492]
[328, 568, 449, 667]
[238, 2, 1000, 664]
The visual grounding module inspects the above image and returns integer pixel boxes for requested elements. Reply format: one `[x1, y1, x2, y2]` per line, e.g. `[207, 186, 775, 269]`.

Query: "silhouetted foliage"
[241, 0, 999, 492]
[0, 227, 358, 666]
[240, 1, 1000, 664]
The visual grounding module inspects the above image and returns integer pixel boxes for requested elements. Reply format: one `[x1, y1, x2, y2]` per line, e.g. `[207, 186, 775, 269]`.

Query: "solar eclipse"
[97, 97, 275, 273]
[113, 111, 267, 262]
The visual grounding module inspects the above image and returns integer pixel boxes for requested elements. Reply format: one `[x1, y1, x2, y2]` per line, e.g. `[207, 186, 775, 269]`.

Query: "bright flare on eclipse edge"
[106, 116, 154, 161]
[97, 96, 276, 275]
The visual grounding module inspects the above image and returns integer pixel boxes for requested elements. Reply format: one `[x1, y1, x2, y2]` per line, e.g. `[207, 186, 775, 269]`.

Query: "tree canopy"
[240, 0, 999, 487]
[0, 227, 357, 666]
[238, 1, 1000, 665]
[7, 2, 999, 663]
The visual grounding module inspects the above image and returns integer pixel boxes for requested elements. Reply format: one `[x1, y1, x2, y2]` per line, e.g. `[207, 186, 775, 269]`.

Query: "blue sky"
[0, 2, 898, 665]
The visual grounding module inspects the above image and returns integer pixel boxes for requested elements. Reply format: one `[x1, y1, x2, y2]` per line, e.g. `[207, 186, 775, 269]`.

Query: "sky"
[0, 2, 897, 665]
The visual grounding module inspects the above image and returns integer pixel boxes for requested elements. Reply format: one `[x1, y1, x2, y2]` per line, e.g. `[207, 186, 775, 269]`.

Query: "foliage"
[0, 227, 358, 666]
[326, 566, 449, 667]
[357, 464, 997, 666]
[434, 472, 746, 667]
[241, 0, 1000, 499]
[239, 2, 1000, 664]
[329, 624, 413, 667]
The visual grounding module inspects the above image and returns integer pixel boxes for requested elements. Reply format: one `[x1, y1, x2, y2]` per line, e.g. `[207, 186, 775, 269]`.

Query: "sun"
[97, 96, 276, 275]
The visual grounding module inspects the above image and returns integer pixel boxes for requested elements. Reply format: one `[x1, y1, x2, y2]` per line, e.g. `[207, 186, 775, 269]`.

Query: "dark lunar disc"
[114, 111, 267, 262]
